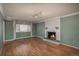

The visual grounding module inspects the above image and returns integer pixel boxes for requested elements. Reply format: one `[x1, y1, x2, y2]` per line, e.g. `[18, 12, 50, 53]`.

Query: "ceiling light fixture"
[33, 11, 42, 18]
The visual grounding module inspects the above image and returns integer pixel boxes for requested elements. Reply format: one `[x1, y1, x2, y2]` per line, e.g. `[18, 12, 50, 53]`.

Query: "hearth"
[47, 32, 56, 40]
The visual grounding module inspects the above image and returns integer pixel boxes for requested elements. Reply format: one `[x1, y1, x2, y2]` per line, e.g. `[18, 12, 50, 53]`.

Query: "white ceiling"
[2, 3, 79, 22]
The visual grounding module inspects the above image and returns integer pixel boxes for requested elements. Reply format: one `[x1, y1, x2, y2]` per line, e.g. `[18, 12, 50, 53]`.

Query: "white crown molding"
[61, 12, 79, 18]
[36, 12, 79, 23]
[0, 4, 5, 18]
[36, 16, 60, 23]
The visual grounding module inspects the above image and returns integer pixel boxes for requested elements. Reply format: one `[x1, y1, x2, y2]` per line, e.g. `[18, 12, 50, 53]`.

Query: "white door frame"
[3, 21, 5, 43]
[13, 20, 16, 40]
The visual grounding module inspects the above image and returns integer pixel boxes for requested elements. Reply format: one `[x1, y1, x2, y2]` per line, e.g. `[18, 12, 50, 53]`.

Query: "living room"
[0, 3, 79, 56]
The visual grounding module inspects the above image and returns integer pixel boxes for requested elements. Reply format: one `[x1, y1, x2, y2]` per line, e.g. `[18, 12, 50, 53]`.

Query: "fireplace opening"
[47, 32, 56, 40]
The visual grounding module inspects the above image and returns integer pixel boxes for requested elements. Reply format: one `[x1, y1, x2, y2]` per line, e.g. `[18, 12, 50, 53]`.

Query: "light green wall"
[36, 22, 45, 38]
[32, 23, 37, 36]
[5, 21, 13, 40]
[37, 22, 45, 37]
[16, 32, 31, 38]
[60, 14, 79, 47]
[0, 12, 3, 48]
[32, 22, 45, 38]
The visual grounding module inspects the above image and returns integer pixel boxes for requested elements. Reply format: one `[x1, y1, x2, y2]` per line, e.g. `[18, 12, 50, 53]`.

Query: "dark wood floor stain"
[0, 37, 79, 56]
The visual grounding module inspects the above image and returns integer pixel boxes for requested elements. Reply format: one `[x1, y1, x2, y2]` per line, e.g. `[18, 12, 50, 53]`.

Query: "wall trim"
[5, 39, 14, 42]
[37, 16, 60, 23]
[61, 43, 79, 50]
[0, 4, 5, 18]
[38, 36, 79, 49]
[15, 36, 32, 39]
[43, 39, 60, 45]
[31, 23, 33, 37]
[36, 36, 44, 39]
[3, 21, 5, 42]
[61, 12, 79, 18]
[4, 36, 79, 50]
[5, 36, 32, 42]
[13, 20, 16, 40]
[36, 12, 79, 23]
[37, 36, 60, 45]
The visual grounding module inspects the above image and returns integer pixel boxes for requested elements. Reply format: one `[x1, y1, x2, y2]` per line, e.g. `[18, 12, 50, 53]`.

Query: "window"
[16, 24, 31, 32]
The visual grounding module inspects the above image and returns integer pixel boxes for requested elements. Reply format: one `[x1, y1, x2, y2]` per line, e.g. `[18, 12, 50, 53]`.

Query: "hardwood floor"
[1, 37, 79, 56]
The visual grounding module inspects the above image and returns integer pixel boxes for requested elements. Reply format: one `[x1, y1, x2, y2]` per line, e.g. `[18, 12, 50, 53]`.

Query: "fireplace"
[47, 32, 56, 40]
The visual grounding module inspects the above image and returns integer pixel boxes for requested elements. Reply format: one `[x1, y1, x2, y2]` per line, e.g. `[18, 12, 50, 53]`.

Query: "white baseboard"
[43, 39, 60, 45]
[37, 36, 44, 39]
[43, 39, 79, 50]
[61, 43, 79, 50]
[5, 36, 40, 42]
[37, 36, 60, 45]
[15, 36, 32, 39]
[5, 39, 14, 42]
[5, 36, 32, 42]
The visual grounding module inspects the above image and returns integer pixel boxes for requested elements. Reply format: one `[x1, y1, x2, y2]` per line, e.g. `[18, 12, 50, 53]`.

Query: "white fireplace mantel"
[44, 17, 60, 41]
